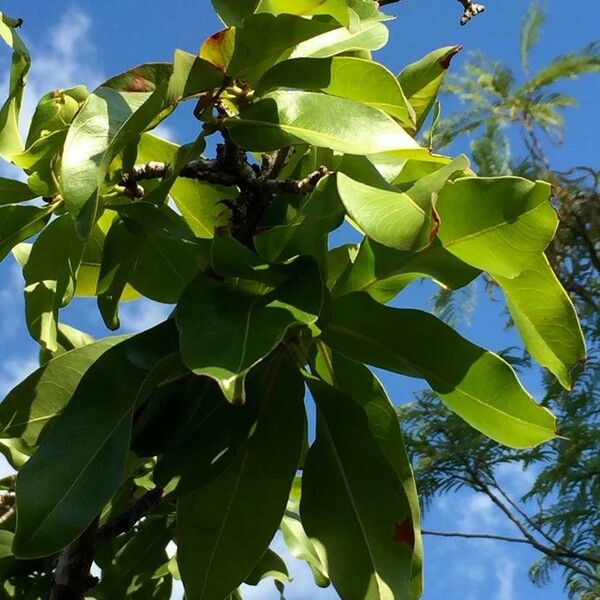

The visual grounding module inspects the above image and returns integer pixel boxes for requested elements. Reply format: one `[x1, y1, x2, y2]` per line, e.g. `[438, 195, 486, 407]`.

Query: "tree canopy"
[0, 1, 589, 599]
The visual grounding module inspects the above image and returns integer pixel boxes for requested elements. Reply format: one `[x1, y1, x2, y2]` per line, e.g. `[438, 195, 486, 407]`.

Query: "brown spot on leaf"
[439, 45, 463, 70]
[124, 73, 153, 93]
[393, 519, 415, 548]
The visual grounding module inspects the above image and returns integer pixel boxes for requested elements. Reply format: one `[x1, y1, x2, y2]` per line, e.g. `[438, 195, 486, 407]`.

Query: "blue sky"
[0, 1, 598, 599]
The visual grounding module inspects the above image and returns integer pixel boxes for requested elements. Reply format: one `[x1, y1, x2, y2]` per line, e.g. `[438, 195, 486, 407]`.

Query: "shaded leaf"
[312, 345, 423, 597]
[333, 237, 480, 302]
[0, 177, 36, 206]
[211, 0, 260, 26]
[0, 204, 55, 263]
[177, 256, 324, 402]
[0, 336, 127, 447]
[301, 375, 414, 600]
[245, 548, 289, 586]
[14, 321, 178, 558]
[23, 215, 84, 351]
[177, 356, 305, 600]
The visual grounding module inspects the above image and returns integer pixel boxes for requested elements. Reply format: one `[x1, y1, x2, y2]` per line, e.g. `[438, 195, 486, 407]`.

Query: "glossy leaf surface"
[257, 56, 414, 126]
[322, 293, 556, 448]
[228, 90, 418, 154]
[398, 46, 462, 133]
[496, 255, 585, 389]
[437, 177, 556, 278]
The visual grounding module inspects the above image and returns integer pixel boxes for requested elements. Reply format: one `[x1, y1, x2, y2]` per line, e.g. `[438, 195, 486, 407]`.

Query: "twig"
[423, 530, 532, 544]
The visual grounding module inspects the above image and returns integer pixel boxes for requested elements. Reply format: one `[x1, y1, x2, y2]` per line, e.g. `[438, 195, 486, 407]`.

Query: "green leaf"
[177, 356, 305, 600]
[257, 0, 350, 26]
[290, 18, 389, 59]
[153, 377, 257, 495]
[73, 211, 140, 301]
[0, 177, 36, 206]
[23, 215, 85, 351]
[321, 293, 556, 448]
[203, 14, 338, 83]
[254, 174, 344, 263]
[301, 375, 414, 600]
[61, 65, 171, 237]
[211, 0, 260, 25]
[0, 13, 30, 160]
[245, 548, 289, 586]
[257, 57, 414, 127]
[0, 204, 55, 263]
[367, 148, 454, 184]
[280, 511, 329, 587]
[495, 255, 585, 390]
[0, 336, 126, 447]
[333, 238, 480, 302]
[398, 46, 462, 133]
[93, 513, 173, 599]
[167, 49, 226, 103]
[312, 345, 424, 597]
[228, 90, 418, 154]
[337, 155, 469, 252]
[520, 3, 546, 73]
[39, 322, 96, 364]
[177, 256, 324, 402]
[14, 321, 178, 558]
[436, 177, 556, 278]
[96, 219, 145, 329]
[25, 86, 88, 148]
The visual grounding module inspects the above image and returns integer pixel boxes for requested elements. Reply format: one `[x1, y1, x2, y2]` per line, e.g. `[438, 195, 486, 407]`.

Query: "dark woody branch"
[49, 488, 164, 600]
[119, 160, 330, 197]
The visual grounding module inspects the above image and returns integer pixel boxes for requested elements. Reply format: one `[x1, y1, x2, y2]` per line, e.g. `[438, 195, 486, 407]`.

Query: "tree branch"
[97, 486, 164, 542]
[49, 519, 99, 600]
[48, 487, 163, 600]
[467, 469, 600, 583]
[119, 160, 329, 197]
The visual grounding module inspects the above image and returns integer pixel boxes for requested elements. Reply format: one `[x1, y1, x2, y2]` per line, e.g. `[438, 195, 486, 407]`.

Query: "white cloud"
[495, 559, 517, 600]
[0, 262, 25, 338]
[495, 462, 537, 498]
[0, 356, 38, 399]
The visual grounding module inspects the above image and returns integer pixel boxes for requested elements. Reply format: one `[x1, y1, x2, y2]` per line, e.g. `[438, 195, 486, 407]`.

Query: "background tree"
[402, 4, 600, 598]
[0, 2, 588, 600]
